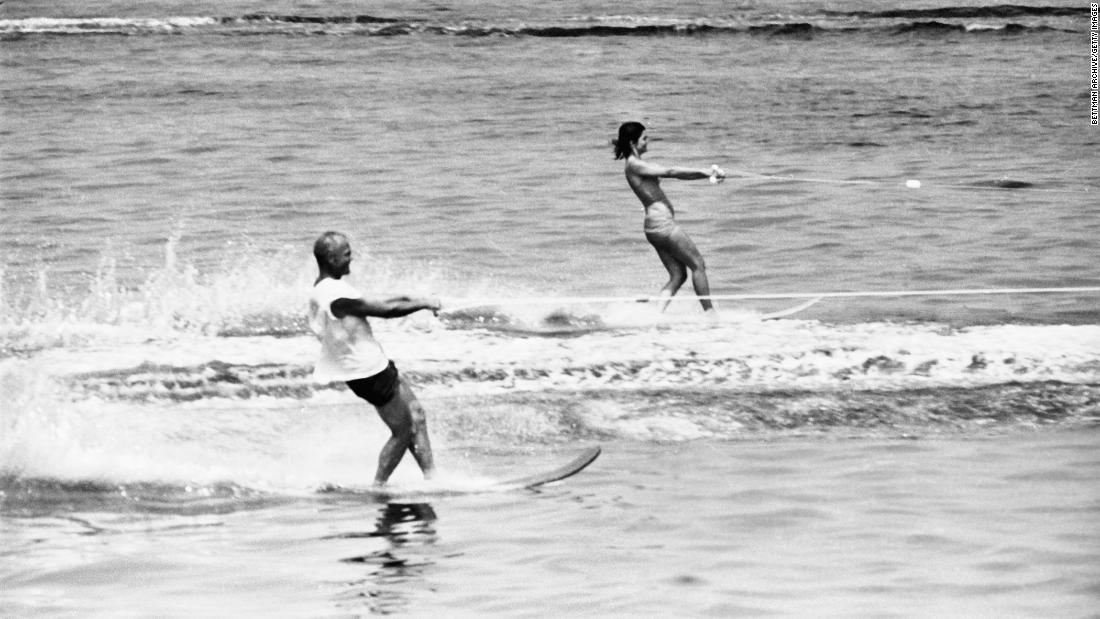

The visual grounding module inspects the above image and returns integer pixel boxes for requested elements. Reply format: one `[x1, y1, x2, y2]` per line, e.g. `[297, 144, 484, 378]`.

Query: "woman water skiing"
[615, 121, 725, 313]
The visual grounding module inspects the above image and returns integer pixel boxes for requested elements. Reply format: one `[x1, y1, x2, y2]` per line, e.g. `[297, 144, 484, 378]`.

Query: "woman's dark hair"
[613, 121, 646, 160]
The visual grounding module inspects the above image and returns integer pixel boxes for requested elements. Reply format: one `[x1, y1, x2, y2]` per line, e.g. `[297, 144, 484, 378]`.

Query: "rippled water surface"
[2, 0, 1098, 616]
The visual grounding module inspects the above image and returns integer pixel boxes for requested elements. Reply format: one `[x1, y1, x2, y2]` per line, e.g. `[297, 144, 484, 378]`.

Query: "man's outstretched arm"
[331, 295, 441, 319]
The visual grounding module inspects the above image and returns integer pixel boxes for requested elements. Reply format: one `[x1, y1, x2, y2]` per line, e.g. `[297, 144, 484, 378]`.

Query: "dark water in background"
[2, 1, 1099, 616]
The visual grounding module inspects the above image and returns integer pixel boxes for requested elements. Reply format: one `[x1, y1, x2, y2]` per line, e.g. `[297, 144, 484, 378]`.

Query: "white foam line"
[442, 287, 1100, 313]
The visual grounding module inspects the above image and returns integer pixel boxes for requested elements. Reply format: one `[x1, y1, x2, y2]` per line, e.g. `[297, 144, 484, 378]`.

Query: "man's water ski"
[309, 231, 441, 486]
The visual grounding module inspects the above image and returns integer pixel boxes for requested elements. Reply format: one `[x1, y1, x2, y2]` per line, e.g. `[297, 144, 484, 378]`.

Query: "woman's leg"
[658, 227, 714, 312]
[647, 234, 688, 312]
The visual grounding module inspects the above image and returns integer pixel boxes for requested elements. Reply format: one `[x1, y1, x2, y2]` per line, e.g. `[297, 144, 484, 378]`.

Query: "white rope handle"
[441, 286, 1100, 314]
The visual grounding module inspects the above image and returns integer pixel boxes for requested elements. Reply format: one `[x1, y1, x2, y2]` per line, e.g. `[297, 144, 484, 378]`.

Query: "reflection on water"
[324, 502, 440, 615]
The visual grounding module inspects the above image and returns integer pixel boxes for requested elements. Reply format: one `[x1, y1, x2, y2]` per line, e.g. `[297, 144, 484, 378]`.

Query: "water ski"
[318, 445, 601, 499]
[760, 296, 822, 320]
[491, 445, 601, 490]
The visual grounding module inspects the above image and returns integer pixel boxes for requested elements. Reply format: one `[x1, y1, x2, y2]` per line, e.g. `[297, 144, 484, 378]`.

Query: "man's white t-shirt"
[309, 277, 389, 383]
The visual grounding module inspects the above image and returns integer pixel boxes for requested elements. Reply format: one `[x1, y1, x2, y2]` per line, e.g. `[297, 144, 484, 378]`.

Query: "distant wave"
[0, 12, 1082, 38]
[838, 6, 1085, 19]
[233, 14, 401, 25]
[890, 21, 1037, 35]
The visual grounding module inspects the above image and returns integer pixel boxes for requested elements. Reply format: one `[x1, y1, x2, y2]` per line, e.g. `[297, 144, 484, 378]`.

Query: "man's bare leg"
[373, 380, 435, 485]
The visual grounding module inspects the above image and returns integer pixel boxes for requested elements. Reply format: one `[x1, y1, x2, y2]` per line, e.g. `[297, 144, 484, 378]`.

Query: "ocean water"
[2, 1, 1099, 616]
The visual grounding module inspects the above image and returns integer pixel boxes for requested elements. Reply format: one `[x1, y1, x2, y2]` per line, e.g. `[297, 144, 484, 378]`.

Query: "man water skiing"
[309, 231, 440, 486]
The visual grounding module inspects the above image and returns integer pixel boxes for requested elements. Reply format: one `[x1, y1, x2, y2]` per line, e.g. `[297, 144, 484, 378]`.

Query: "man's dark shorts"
[346, 361, 401, 407]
